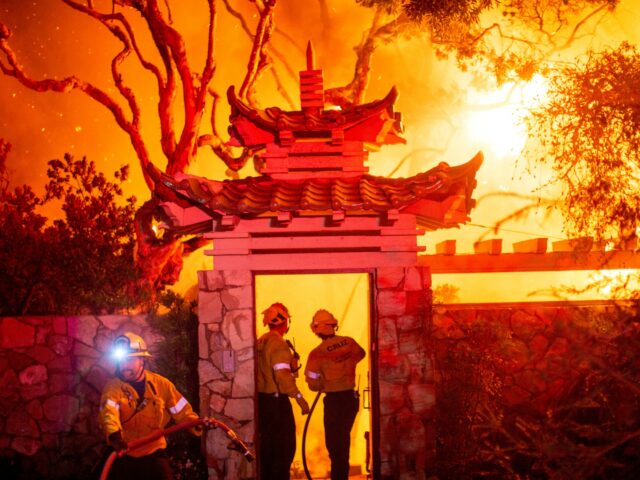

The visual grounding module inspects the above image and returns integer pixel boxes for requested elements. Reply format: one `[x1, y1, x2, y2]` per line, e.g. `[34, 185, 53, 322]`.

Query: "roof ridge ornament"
[300, 41, 324, 113]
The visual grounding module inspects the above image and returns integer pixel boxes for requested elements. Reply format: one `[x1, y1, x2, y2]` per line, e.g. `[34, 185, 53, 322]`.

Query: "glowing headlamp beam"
[112, 347, 128, 361]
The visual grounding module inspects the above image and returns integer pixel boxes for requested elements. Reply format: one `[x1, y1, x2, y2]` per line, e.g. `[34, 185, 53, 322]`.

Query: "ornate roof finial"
[300, 40, 323, 112]
[306, 41, 315, 70]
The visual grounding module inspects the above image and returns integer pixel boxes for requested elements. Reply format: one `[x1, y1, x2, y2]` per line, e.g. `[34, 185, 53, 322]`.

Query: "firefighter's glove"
[108, 431, 128, 454]
[295, 394, 310, 415]
[191, 423, 204, 437]
[203, 417, 218, 429]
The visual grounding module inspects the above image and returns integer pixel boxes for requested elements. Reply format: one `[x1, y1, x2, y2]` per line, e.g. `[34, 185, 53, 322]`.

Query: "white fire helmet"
[111, 332, 152, 362]
[310, 309, 338, 336]
[262, 303, 290, 328]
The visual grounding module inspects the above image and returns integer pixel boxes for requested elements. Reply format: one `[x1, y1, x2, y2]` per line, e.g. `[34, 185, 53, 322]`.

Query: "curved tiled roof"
[227, 86, 405, 147]
[151, 152, 483, 228]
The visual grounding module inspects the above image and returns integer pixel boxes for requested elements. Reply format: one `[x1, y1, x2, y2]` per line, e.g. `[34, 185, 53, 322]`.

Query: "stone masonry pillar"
[198, 269, 256, 479]
[375, 266, 435, 480]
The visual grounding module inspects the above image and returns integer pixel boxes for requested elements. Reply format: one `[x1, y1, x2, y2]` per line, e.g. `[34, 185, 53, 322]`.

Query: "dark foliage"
[0, 147, 149, 315]
[432, 304, 640, 479]
[527, 42, 640, 245]
[150, 290, 208, 480]
[357, 0, 620, 84]
[356, 0, 494, 20]
[403, 0, 494, 23]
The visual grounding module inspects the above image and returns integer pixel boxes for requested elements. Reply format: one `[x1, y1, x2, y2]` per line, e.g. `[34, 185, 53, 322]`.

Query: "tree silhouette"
[356, 0, 619, 84]
[0, 144, 144, 314]
[0, 0, 274, 289]
[527, 42, 640, 247]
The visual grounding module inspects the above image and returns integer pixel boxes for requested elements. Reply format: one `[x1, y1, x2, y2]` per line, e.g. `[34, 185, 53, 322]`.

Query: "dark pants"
[108, 449, 173, 480]
[258, 393, 296, 480]
[324, 391, 359, 480]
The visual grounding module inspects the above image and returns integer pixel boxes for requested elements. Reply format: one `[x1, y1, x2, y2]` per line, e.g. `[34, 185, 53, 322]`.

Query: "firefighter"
[305, 309, 366, 480]
[99, 332, 202, 479]
[257, 302, 310, 480]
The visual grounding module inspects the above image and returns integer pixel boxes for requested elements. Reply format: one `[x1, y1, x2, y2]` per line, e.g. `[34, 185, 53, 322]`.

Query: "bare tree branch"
[0, 18, 155, 189]
[198, 88, 253, 172]
[239, 0, 277, 105]
[222, 0, 296, 109]
[325, 9, 410, 106]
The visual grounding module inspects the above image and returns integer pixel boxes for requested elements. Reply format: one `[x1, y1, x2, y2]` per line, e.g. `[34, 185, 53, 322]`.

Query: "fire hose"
[99, 418, 254, 480]
[301, 391, 322, 480]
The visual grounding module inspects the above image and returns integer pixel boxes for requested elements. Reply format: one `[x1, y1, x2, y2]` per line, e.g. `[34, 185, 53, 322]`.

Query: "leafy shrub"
[0, 149, 149, 315]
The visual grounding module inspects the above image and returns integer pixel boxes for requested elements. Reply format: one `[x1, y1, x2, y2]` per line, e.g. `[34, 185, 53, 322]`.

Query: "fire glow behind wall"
[255, 273, 370, 478]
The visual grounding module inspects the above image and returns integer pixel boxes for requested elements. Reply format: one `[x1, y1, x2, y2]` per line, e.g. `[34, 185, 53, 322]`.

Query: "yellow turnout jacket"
[257, 330, 301, 397]
[305, 335, 366, 392]
[99, 370, 199, 457]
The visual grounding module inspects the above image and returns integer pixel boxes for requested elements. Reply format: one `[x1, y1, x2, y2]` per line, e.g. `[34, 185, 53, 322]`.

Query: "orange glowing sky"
[2, 0, 640, 300]
[3, 2, 640, 474]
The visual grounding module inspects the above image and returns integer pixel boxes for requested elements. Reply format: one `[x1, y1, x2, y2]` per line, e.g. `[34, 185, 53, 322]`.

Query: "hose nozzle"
[225, 428, 255, 462]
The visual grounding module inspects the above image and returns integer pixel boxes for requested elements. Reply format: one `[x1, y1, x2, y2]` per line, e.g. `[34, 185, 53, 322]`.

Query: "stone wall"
[4, 290, 630, 479]
[197, 269, 256, 479]
[0, 314, 161, 479]
[432, 302, 628, 415]
[430, 301, 639, 478]
[374, 266, 435, 480]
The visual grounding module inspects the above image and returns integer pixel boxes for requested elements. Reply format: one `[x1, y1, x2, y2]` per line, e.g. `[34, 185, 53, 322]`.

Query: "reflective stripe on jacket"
[305, 335, 366, 392]
[257, 330, 300, 397]
[99, 370, 199, 457]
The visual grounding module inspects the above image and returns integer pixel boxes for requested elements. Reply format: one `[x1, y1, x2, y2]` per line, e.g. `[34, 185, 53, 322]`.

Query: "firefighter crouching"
[257, 303, 310, 480]
[305, 309, 366, 480]
[99, 332, 202, 479]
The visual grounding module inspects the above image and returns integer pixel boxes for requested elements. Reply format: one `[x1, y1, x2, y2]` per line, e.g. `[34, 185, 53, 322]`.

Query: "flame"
[150, 218, 165, 240]
[464, 75, 548, 159]
[590, 270, 640, 298]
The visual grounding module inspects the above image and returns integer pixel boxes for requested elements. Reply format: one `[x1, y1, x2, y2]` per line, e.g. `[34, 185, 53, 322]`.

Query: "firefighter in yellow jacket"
[257, 303, 310, 479]
[99, 332, 201, 479]
[305, 309, 366, 480]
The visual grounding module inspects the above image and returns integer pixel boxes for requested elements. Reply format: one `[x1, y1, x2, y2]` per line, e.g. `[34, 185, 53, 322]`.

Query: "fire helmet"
[111, 332, 152, 361]
[310, 309, 338, 336]
[262, 303, 290, 328]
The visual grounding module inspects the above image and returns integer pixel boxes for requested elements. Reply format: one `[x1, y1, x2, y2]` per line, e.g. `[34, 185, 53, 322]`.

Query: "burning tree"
[0, 0, 267, 291]
[353, 0, 619, 88]
[0, 0, 623, 291]
[527, 42, 640, 248]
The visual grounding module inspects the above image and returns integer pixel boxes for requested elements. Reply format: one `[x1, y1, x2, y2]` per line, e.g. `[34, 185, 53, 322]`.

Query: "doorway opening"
[255, 273, 371, 479]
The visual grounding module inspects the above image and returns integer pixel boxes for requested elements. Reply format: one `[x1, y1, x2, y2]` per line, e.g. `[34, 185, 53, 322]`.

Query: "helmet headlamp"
[111, 336, 131, 362]
[110, 333, 152, 361]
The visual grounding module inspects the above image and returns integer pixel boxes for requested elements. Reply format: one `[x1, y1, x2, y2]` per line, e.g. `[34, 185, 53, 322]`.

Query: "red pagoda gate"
[155, 44, 482, 479]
